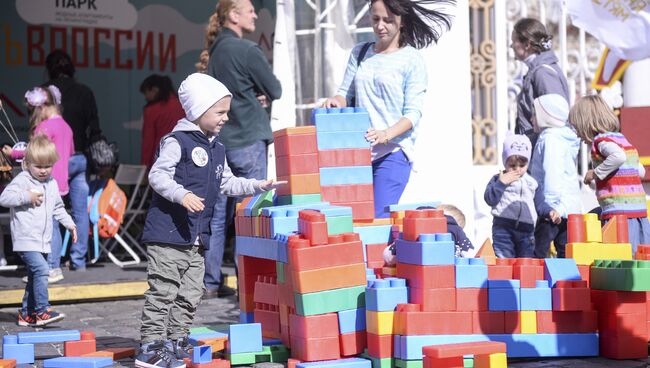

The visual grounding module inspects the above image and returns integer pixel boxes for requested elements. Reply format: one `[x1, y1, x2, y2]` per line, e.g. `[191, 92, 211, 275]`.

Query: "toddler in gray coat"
[0, 135, 77, 326]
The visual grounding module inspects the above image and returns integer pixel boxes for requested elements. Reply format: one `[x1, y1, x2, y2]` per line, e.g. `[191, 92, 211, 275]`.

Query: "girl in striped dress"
[569, 95, 650, 252]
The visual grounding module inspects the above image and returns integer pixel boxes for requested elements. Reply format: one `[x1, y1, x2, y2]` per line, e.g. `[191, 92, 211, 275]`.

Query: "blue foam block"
[319, 166, 373, 186]
[239, 312, 255, 324]
[317, 131, 369, 150]
[396, 333, 598, 359]
[18, 330, 80, 344]
[228, 323, 263, 354]
[2, 335, 34, 364]
[297, 357, 372, 368]
[338, 308, 367, 334]
[312, 107, 371, 132]
[520, 282, 552, 311]
[193, 345, 212, 364]
[365, 278, 408, 311]
[353, 225, 392, 245]
[395, 234, 455, 265]
[236, 236, 280, 261]
[488, 279, 521, 288]
[455, 258, 488, 288]
[188, 331, 228, 345]
[543, 258, 581, 287]
[488, 287, 521, 311]
[43, 357, 113, 368]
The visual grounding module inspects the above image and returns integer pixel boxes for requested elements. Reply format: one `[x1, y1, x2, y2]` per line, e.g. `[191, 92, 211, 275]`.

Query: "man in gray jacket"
[204, 0, 282, 298]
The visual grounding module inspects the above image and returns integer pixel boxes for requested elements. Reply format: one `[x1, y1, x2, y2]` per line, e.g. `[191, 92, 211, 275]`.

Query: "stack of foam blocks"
[312, 108, 374, 221]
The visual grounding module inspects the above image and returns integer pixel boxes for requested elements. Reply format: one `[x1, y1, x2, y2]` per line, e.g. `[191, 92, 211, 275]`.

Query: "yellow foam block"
[366, 310, 395, 335]
[474, 352, 507, 368]
[584, 217, 603, 243]
[521, 311, 537, 334]
[567, 243, 633, 265]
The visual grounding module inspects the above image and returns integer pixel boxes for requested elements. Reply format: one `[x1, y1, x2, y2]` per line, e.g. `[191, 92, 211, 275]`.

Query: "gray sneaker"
[135, 340, 186, 368]
[171, 337, 193, 360]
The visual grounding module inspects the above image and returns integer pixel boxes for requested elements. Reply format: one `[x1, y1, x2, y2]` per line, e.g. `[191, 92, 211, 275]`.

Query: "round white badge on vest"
[191, 147, 209, 167]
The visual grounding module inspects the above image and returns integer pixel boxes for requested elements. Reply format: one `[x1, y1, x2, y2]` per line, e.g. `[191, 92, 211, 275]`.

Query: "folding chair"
[98, 164, 150, 267]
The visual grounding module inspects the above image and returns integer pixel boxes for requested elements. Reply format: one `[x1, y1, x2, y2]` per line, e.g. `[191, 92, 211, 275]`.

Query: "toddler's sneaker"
[34, 308, 65, 326]
[171, 337, 192, 360]
[135, 340, 186, 368]
[17, 311, 36, 327]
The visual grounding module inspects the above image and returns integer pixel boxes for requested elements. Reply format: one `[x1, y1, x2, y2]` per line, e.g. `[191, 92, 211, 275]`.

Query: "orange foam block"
[199, 337, 228, 352]
[396, 264, 455, 289]
[402, 209, 447, 241]
[339, 331, 366, 356]
[273, 127, 317, 157]
[287, 233, 364, 271]
[276, 153, 319, 177]
[289, 313, 339, 339]
[318, 148, 372, 167]
[395, 309, 472, 335]
[321, 184, 374, 203]
[276, 173, 320, 196]
[290, 262, 367, 293]
[367, 333, 393, 358]
[409, 287, 456, 312]
[476, 238, 496, 265]
[64, 331, 96, 356]
[423, 341, 506, 358]
[0, 359, 16, 368]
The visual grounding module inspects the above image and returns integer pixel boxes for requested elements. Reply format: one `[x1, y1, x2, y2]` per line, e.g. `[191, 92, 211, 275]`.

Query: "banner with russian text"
[0, 0, 275, 163]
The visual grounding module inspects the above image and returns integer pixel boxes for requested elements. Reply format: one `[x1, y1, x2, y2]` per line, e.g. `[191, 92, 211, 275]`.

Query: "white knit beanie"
[178, 73, 232, 122]
[534, 94, 569, 129]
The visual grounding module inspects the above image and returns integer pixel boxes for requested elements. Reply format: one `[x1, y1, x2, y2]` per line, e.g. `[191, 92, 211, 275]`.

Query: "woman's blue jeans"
[48, 154, 89, 270]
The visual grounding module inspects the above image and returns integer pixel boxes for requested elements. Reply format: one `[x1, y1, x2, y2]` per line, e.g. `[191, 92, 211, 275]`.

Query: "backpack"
[88, 178, 127, 238]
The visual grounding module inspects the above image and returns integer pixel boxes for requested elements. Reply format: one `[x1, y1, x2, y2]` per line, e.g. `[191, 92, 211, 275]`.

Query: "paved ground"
[1, 296, 649, 367]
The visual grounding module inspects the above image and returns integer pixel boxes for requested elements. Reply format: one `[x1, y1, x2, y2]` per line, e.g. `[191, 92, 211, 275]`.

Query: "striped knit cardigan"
[591, 132, 647, 220]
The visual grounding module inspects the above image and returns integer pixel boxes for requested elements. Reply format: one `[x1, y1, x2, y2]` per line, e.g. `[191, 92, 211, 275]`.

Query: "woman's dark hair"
[370, 0, 455, 49]
[513, 18, 552, 54]
[139, 74, 176, 103]
[45, 50, 75, 79]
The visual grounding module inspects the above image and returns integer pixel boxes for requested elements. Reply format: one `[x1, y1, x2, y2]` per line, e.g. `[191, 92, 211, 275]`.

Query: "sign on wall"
[1, 0, 275, 163]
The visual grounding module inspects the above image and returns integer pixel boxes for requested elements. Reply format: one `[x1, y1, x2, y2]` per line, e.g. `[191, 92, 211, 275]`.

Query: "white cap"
[534, 94, 569, 129]
[178, 73, 232, 122]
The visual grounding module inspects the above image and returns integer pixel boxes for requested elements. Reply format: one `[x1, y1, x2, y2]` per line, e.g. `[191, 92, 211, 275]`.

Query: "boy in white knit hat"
[136, 73, 284, 368]
[530, 93, 582, 258]
[484, 132, 556, 258]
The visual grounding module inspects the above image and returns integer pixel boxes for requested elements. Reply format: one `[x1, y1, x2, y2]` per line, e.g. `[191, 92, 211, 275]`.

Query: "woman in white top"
[324, 0, 455, 218]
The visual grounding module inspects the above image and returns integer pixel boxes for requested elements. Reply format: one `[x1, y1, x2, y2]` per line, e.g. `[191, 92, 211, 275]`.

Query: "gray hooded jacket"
[516, 51, 570, 137]
[0, 171, 75, 253]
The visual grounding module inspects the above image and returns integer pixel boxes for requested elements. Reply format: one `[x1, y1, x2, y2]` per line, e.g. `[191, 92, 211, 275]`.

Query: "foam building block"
[520, 280, 552, 311]
[590, 259, 650, 291]
[0, 359, 16, 368]
[395, 234, 455, 265]
[64, 331, 96, 357]
[17, 330, 81, 344]
[42, 357, 113, 368]
[338, 308, 367, 334]
[353, 225, 392, 245]
[552, 280, 591, 311]
[488, 280, 521, 311]
[296, 357, 372, 368]
[193, 345, 213, 364]
[294, 285, 366, 316]
[312, 108, 371, 131]
[455, 258, 488, 288]
[227, 323, 263, 354]
[2, 336, 34, 364]
[543, 258, 581, 287]
[365, 278, 408, 311]
[319, 166, 373, 186]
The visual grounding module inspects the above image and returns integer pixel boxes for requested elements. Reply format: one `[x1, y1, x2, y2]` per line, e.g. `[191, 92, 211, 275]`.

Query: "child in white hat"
[529, 93, 582, 258]
[136, 73, 283, 367]
[484, 133, 555, 258]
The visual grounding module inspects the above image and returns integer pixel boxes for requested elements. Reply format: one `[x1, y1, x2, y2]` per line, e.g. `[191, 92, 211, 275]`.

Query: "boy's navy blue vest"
[141, 131, 225, 248]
